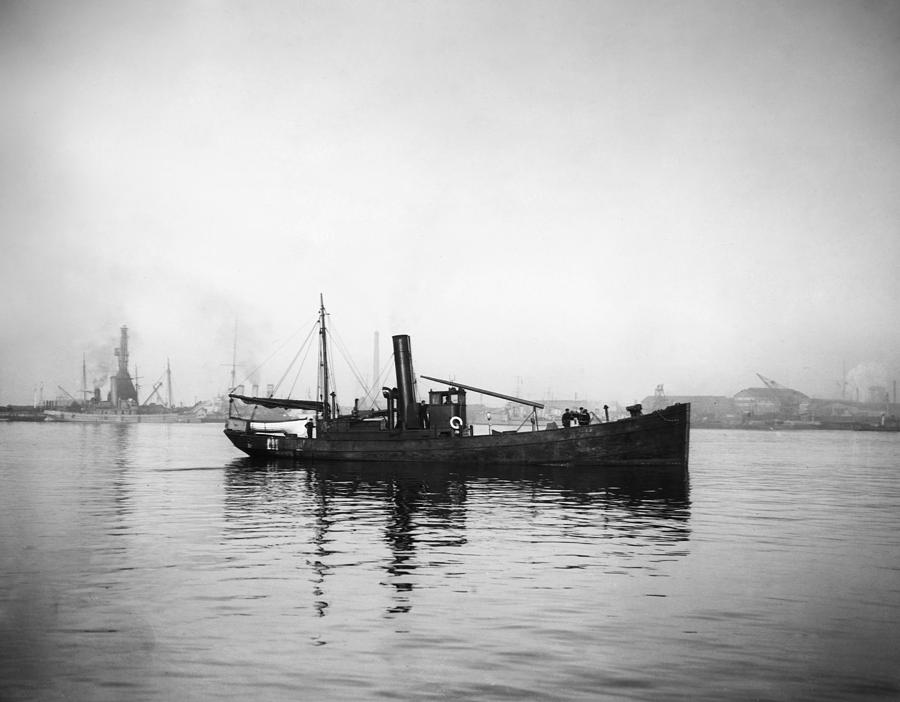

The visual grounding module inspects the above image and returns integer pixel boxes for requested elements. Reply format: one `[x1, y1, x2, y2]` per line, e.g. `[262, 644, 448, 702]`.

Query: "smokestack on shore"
[115, 326, 129, 376]
[110, 325, 138, 405]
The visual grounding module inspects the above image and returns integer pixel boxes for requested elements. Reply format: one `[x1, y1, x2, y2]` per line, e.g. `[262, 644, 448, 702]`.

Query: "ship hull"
[225, 402, 690, 470]
[44, 410, 200, 423]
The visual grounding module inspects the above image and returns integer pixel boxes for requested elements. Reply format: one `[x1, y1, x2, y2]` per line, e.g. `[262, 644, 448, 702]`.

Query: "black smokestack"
[392, 335, 418, 430]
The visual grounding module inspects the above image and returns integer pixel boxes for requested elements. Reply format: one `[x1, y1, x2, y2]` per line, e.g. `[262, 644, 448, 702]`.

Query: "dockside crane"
[756, 373, 803, 418]
[756, 373, 788, 391]
[142, 380, 164, 406]
[57, 385, 79, 407]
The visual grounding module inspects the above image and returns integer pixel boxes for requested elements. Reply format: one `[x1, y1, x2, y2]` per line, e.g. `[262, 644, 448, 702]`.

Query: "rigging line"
[326, 320, 365, 384]
[373, 355, 395, 400]
[512, 407, 538, 432]
[326, 320, 371, 398]
[271, 322, 318, 397]
[287, 335, 316, 399]
[318, 321, 339, 411]
[358, 353, 395, 407]
[236, 314, 318, 390]
[378, 355, 395, 384]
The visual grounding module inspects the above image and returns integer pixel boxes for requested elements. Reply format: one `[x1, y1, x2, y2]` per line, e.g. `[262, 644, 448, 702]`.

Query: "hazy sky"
[2, 0, 899, 407]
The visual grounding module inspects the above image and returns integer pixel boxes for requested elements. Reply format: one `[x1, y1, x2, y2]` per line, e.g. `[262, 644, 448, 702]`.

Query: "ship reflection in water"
[222, 461, 690, 620]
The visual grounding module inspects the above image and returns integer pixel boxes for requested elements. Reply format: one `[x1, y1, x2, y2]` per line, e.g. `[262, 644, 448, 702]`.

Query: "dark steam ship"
[224, 297, 690, 469]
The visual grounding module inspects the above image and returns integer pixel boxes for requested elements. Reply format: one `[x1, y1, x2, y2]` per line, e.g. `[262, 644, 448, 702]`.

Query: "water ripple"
[2, 424, 900, 699]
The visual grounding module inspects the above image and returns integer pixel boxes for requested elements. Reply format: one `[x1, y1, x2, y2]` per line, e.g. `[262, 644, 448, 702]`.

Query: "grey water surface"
[1, 422, 898, 701]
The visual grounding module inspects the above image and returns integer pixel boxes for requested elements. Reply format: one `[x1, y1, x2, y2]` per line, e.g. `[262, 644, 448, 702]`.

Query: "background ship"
[225, 297, 690, 468]
[43, 326, 203, 423]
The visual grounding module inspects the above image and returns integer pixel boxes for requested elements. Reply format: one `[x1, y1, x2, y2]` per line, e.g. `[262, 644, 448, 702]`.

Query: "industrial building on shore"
[642, 375, 899, 430]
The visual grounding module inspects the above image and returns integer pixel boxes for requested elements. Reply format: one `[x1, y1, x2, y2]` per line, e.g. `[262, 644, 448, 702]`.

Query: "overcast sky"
[2, 0, 898, 408]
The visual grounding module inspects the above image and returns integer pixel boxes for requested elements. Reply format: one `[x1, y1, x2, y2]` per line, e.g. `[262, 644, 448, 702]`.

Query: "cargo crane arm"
[756, 373, 787, 390]
[142, 381, 164, 405]
[57, 386, 77, 403]
[420, 375, 544, 409]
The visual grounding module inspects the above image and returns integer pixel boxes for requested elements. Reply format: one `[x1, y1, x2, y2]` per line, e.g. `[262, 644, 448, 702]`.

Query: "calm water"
[1, 422, 899, 701]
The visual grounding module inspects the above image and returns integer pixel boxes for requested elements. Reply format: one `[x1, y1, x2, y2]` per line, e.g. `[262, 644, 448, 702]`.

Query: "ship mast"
[230, 321, 238, 392]
[166, 358, 173, 408]
[319, 294, 330, 421]
[82, 353, 88, 404]
[372, 331, 380, 410]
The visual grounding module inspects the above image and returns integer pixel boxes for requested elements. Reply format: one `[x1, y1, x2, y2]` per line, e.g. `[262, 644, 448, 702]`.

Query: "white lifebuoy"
[449, 416, 463, 430]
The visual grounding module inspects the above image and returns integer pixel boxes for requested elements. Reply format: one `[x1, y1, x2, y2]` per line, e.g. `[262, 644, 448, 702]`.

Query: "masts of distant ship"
[81, 353, 88, 404]
[373, 331, 380, 409]
[166, 358, 173, 408]
[230, 320, 238, 392]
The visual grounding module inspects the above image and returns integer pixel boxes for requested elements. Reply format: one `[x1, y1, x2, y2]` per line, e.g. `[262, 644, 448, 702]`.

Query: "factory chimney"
[110, 326, 138, 405]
